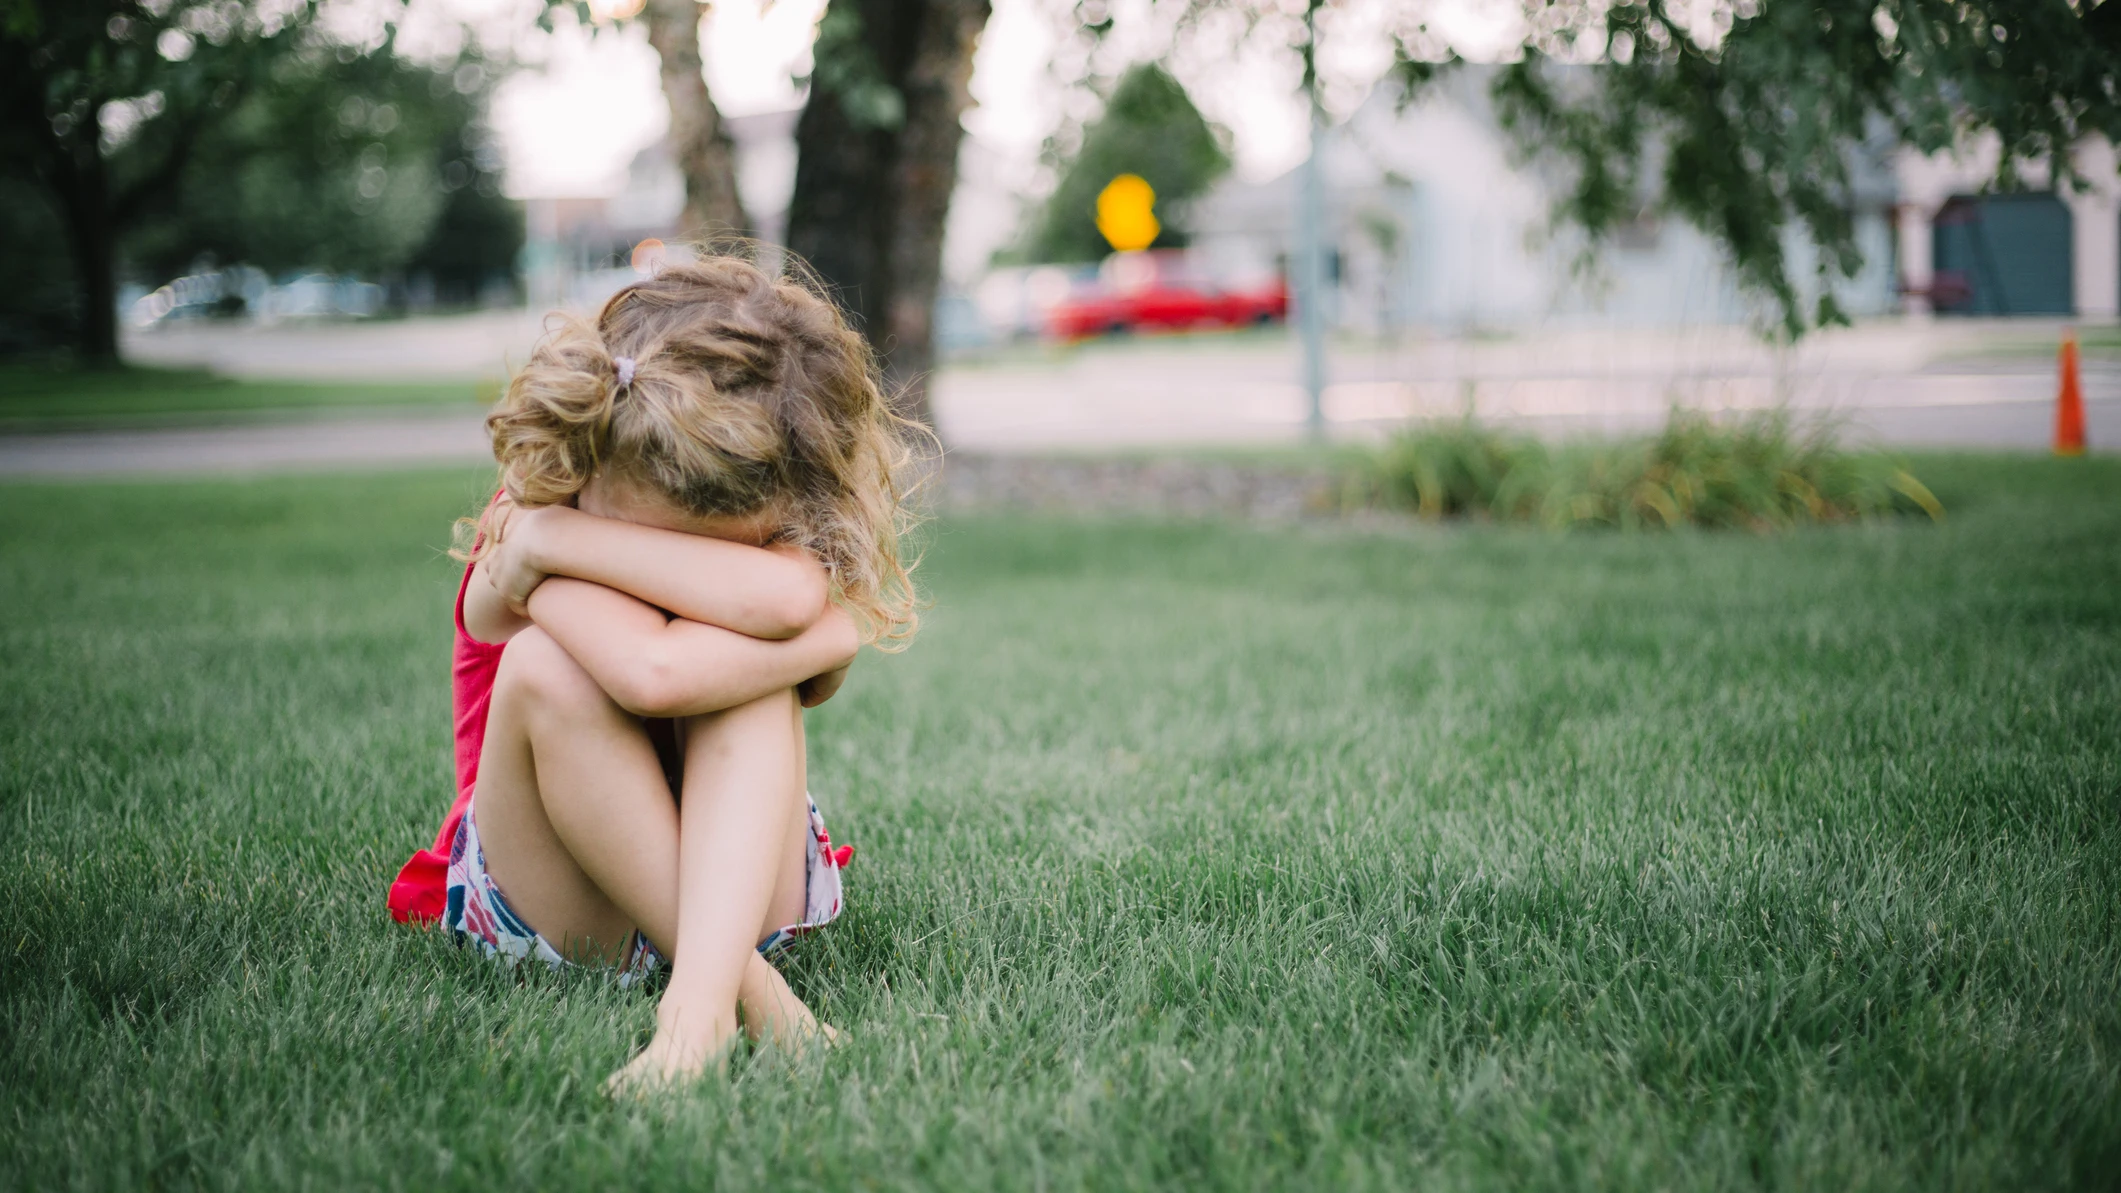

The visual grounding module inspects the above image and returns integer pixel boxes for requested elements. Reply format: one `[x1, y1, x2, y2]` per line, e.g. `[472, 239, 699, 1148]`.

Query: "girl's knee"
[679, 686, 798, 744]
[495, 627, 607, 713]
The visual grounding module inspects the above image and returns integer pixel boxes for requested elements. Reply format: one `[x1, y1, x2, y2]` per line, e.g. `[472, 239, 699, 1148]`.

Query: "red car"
[1046, 251, 1288, 340]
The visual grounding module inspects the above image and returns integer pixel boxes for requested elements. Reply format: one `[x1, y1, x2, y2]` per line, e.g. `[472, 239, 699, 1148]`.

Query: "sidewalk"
[0, 411, 489, 478]
[3, 316, 2108, 478]
[925, 322, 2116, 450]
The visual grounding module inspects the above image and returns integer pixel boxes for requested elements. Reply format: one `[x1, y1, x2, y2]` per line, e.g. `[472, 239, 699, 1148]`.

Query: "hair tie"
[613, 356, 637, 390]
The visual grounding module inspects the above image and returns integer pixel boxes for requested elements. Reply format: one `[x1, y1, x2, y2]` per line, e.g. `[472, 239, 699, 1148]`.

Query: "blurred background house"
[978, 71, 2113, 347]
[1188, 68, 1903, 336]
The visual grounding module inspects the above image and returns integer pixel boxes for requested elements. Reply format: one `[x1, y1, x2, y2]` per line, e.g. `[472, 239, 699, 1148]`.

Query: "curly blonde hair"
[462, 248, 928, 648]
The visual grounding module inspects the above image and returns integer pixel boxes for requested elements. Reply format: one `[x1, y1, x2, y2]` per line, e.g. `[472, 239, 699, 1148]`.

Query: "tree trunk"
[879, 0, 986, 424]
[786, 3, 898, 345]
[53, 109, 121, 366]
[70, 193, 120, 366]
[645, 0, 749, 239]
[787, 0, 988, 436]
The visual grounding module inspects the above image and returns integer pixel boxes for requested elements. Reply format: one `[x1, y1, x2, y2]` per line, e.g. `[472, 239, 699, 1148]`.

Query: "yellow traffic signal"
[1096, 174, 1161, 253]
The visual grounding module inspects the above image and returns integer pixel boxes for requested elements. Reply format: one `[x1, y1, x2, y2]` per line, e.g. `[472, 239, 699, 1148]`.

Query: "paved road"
[0, 412, 491, 478]
[3, 316, 2112, 477]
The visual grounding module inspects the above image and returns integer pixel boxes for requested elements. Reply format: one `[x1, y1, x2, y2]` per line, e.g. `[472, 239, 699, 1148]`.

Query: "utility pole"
[1294, 0, 1330, 440]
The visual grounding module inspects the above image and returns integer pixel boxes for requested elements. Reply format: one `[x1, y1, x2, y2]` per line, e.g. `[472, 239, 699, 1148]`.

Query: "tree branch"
[109, 83, 243, 228]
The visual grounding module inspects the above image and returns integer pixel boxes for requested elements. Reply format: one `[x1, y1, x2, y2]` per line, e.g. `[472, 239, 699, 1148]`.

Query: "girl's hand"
[798, 664, 850, 708]
[485, 503, 553, 616]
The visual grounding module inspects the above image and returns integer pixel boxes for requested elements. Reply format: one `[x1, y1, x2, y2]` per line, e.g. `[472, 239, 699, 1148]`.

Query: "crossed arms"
[461, 501, 858, 718]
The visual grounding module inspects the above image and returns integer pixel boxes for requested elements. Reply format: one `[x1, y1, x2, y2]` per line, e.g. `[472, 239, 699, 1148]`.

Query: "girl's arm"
[462, 552, 534, 646]
[526, 577, 858, 719]
[484, 503, 829, 641]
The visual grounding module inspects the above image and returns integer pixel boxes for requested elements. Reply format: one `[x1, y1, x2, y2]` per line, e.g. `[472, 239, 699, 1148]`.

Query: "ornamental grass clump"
[1353, 408, 1942, 530]
[1359, 414, 1542, 520]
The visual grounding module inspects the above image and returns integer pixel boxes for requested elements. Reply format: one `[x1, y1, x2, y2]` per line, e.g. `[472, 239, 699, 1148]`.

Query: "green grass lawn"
[0, 363, 491, 429]
[2, 457, 2117, 1190]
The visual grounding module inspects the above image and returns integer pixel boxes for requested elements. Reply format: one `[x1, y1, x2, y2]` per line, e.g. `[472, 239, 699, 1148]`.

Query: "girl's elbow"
[608, 659, 685, 719]
[757, 570, 831, 640]
[818, 606, 861, 671]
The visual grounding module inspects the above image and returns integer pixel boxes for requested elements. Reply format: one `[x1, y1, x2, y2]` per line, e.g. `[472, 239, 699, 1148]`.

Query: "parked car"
[128, 269, 387, 327]
[1045, 250, 1287, 341]
[973, 264, 1099, 341]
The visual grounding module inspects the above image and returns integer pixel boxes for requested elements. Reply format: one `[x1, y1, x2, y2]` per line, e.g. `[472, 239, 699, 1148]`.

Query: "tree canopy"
[126, 43, 516, 287]
[1024, 63, 1230, 264]
[0, 1, 518, 359]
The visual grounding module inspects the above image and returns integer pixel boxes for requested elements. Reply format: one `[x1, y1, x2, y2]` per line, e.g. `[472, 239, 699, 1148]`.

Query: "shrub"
[1350, 408, 1943, 530]
[1359, 414, 1534, 519]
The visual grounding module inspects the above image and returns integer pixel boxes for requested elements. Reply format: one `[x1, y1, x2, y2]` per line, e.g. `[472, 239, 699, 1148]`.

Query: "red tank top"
[387, 560, 506, 923]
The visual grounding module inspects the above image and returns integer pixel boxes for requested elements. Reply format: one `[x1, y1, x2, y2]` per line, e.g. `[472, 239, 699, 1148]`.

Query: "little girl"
[387, 252, 920, 1092]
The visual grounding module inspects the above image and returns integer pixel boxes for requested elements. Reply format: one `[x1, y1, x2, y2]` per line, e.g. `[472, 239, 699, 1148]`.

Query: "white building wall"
[2065, 139, 2119, 320]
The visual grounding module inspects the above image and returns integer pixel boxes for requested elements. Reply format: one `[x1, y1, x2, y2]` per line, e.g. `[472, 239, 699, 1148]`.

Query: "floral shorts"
[444, 795, 848, 987]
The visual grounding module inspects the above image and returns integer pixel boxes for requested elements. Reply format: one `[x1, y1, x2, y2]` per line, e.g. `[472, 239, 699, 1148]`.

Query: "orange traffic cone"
[2055, 329, 2087, 456]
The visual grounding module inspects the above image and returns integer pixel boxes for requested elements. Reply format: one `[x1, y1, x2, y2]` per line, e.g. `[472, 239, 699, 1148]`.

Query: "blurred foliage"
[804, 0, 908, 133]
[0, 174, 81, 354]
[1471, 0, 2121, 339]
[1350, 408, 1943, 530]
[1021, 64, 1230, 264]
[125, 46, 518, 297]
[0, 1, 519, 359]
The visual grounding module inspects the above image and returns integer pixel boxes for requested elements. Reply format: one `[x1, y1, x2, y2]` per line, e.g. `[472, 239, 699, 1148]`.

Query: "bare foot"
[739, 953, 843, 1053]
[602, 1002, 741, 1100]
